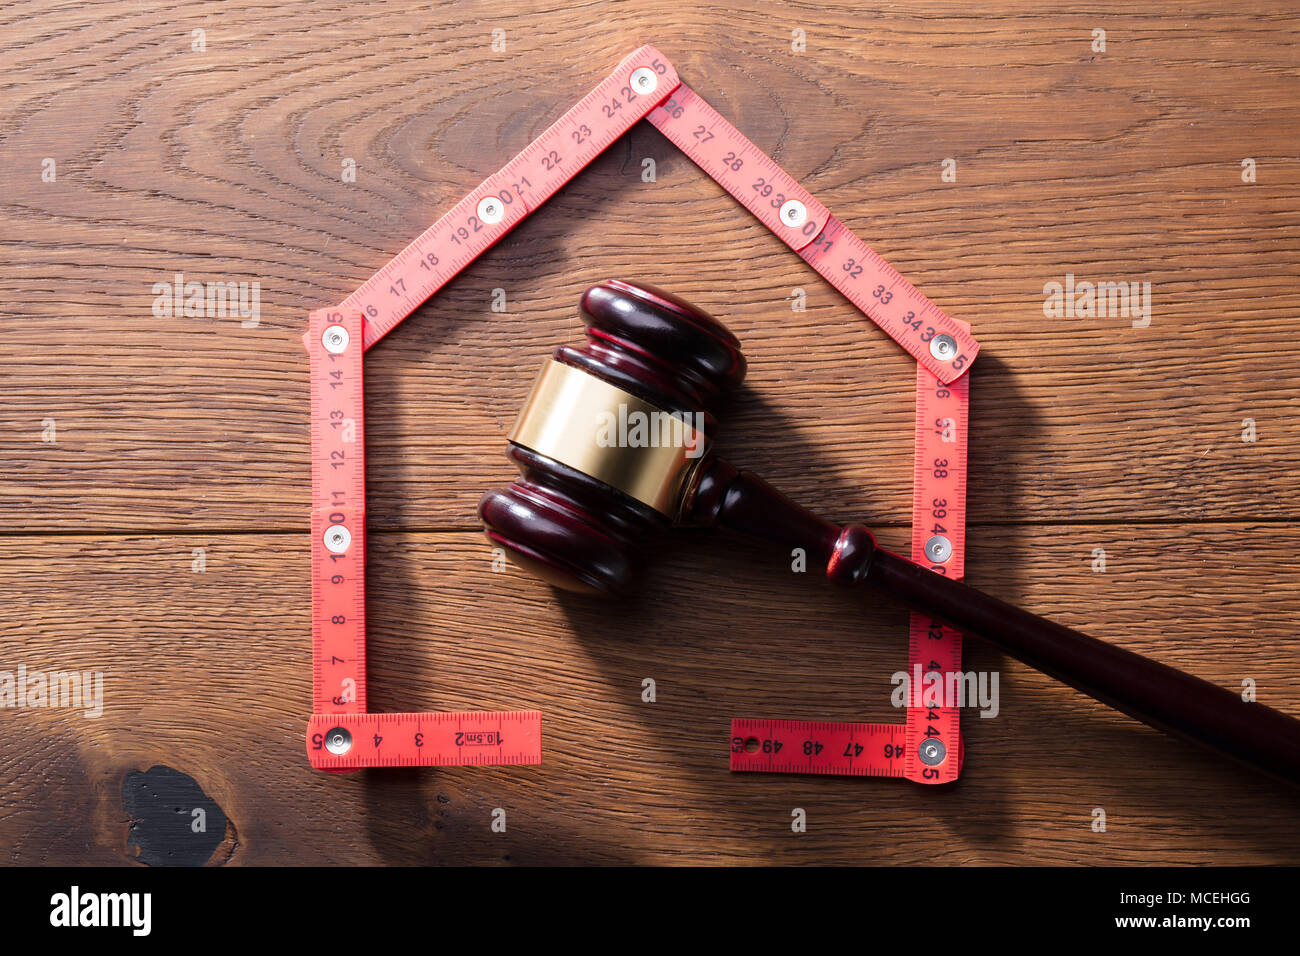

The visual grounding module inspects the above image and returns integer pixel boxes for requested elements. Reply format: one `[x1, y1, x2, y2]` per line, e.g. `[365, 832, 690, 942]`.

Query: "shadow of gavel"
[480, 279, 1300, 786]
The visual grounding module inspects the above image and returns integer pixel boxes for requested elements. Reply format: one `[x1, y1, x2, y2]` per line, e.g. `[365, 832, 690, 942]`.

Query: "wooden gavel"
[480, 279, 1300, 786]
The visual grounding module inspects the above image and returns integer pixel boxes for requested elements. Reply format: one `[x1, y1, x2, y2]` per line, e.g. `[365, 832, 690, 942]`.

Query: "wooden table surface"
[3, 0, 1299, 865]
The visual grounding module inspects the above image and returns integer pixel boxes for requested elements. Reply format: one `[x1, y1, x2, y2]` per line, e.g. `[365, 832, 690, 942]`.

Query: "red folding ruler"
[729, 365, 969, 782]
[303, 44, 976, 781]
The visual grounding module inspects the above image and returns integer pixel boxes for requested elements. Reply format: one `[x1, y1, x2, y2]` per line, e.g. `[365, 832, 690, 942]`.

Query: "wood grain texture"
[1, 0, 1298, 864]
[3, 525, 1299, 865]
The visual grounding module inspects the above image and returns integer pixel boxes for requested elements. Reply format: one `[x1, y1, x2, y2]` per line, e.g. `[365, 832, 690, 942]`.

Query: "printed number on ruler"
[345, 45, 682, 350]
[306, 309, 368, 715]
[647, 83, 977, 384]
[731, 718, 908, 777]
[307, 712, 542, 769]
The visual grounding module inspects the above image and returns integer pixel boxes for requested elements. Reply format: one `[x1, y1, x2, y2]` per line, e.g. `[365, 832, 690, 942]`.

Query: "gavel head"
[478, 279, 747, 595]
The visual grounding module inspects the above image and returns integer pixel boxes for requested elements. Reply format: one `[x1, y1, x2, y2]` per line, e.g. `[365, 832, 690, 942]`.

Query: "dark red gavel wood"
[483, 278, 1300, 787]
[689, 458, 1300, 787]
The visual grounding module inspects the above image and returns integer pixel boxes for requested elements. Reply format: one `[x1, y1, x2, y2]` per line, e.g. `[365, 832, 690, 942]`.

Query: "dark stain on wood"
[122, 767, 231, 867]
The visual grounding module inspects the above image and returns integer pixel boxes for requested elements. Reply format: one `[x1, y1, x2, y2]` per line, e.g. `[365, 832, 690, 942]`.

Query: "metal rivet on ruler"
[322, 324, 350, 355]
[925, 534, 952, 563]
[930, 333, 958, 362]
[779, 199, 807, 229]
[476, 196, 505, 225]
[324, 727, 353, 755]
[919, 737, 947, 766]
[323, 524, 352, 555]
[629, 67, 658, 95]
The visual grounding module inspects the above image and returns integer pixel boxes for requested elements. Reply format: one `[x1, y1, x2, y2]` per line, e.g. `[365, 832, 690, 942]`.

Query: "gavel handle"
[864, 546, 1300, 786]
[688, 459, 1300, 785]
